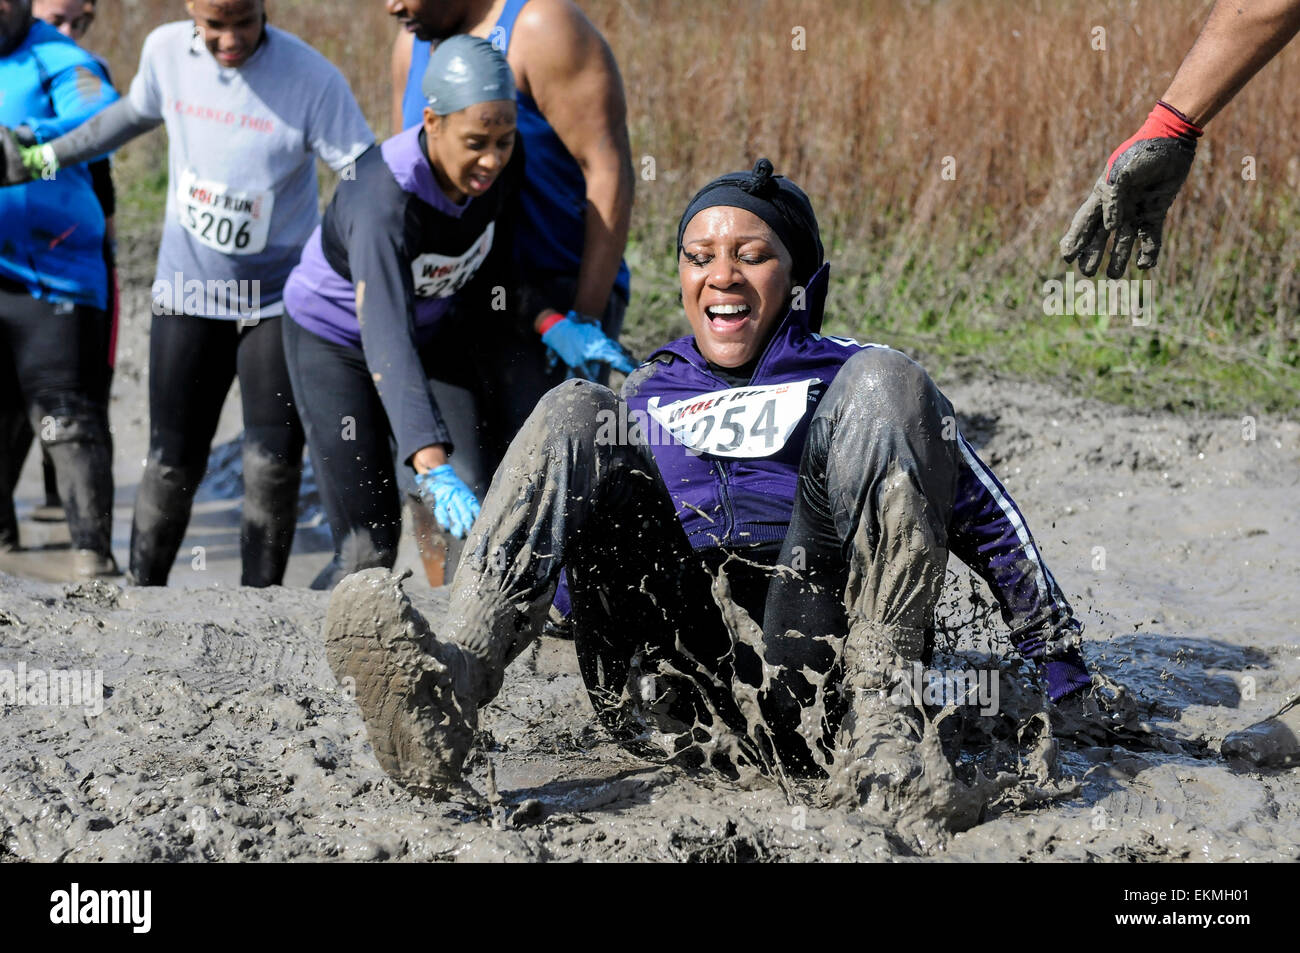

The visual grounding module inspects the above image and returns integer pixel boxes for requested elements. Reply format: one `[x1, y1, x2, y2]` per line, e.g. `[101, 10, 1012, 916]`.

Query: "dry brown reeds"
[87, 0, 1300, 404]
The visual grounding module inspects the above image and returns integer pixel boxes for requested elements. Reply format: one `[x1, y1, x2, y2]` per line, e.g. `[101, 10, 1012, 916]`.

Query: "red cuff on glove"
[536, 310, 566, 335]
[1106, 101, 1204, 176]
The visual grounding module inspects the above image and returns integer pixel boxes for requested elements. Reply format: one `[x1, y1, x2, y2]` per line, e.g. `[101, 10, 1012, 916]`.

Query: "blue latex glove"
[541, 311, 636, 379]
[414, 464, 481, 539]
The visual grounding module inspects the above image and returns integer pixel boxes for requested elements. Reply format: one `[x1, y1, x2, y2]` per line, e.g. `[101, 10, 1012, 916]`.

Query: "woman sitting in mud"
[324, 159, 1093, 816]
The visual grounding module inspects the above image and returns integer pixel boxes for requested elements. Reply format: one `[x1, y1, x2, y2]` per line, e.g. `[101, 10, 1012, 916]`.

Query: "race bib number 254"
[645, 378, 821, 458]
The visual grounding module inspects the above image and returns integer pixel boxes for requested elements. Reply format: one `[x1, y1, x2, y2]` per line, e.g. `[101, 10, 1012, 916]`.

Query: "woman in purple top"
[325, 160, 1094, 817]
[284, 37, 519, 589]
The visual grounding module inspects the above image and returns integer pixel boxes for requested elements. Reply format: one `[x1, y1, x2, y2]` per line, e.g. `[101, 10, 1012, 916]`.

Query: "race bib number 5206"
[177, 170, 274, 255]
[645, 378, 821, 458]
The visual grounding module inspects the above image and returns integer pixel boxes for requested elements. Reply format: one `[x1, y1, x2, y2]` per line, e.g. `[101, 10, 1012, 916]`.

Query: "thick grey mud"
[2, 376, 1297, 861]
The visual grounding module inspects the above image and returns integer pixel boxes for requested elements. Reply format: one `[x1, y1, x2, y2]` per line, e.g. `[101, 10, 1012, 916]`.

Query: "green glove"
[21, 143, 55, 180]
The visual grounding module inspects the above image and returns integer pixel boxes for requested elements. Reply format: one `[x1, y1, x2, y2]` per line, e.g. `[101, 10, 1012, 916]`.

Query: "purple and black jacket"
[620, 264, 1090, 698]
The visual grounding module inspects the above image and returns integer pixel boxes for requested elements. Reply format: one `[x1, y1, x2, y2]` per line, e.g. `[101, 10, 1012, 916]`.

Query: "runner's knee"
[530, 379, 620, 447]
[29, 399, 110, 449]
[834, 348, 935, 423]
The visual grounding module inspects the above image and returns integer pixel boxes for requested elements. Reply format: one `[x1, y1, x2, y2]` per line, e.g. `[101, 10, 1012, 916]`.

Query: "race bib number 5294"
[645, 378, 821, 458]
[176, 170, 274, 255]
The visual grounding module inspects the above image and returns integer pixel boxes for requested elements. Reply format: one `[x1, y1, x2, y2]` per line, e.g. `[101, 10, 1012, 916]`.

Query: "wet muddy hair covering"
[422, 35, 516, 116]
[677, 158, 824, 288]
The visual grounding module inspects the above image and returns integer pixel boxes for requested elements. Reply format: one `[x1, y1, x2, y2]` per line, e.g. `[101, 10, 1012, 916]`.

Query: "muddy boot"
[71, 548, 120, 577]
[323, 569, 485, 795]
[239, 448, 301, 587]
[824, 621, 929, 811]
[36, 405, 115, 562]
[128, 458, 205, 586]
[825, 620, 987, 847]
[828, 620, 1017, 842]
[1222, 698, 1300, 768]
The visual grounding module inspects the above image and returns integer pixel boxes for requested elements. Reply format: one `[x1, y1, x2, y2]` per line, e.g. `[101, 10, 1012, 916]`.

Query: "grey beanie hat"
[421, 35, 516, 116]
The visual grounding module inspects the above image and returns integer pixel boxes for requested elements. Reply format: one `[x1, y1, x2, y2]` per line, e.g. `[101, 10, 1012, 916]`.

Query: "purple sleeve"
[948, 435, 1089, 700]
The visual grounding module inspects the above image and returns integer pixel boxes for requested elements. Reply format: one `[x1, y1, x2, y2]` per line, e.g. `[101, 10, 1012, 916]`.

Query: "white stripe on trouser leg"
[957, 434, 1051, 606]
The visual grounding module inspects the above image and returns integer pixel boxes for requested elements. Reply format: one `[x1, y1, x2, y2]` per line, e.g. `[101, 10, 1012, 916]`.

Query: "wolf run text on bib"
[177, 169, 275, 255]
[411, 223, 494, 299]
[646, 378, 821, 458]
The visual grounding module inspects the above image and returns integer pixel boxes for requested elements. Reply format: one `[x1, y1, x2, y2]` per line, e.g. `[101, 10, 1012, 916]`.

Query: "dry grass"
[86, 0, 1300, 409]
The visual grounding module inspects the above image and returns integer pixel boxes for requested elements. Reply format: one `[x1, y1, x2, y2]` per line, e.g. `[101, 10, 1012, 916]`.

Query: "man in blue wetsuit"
[0, 0, 119, 575]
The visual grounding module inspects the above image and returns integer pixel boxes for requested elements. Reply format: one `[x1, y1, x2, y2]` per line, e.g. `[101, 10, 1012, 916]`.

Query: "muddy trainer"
[325, 160, 1092, 810]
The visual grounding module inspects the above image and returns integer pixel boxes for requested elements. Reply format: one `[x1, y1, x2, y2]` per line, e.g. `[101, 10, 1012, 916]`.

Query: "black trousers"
[282, 282, 627, 591]
[129, 312, 304, 586]
[437, 347, 960, 768]
[0, 283, 114, 555]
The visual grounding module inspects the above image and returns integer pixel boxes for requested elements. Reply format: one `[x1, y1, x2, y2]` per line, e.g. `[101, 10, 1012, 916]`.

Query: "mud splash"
[2, 308, 1298, 859]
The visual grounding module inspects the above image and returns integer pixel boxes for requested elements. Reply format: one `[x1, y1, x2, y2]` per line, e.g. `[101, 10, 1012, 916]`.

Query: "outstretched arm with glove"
[0, 45, 132, 188]
[1061, 0, 1300, 278]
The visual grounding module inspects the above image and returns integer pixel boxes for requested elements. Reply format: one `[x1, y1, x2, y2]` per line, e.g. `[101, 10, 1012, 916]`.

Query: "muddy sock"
[35, 407, 115, 555]
[239, 447, 301, 587]
[129, 458, 205, 585]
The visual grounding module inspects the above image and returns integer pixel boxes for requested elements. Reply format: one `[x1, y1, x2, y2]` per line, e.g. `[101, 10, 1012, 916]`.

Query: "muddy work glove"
[1060, 101, 1202, 279]
[414, 464, 481, 539]
[540, 310, 636, 380]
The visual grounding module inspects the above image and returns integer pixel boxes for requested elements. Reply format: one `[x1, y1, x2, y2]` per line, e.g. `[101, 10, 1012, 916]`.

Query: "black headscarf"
[677, 158, 823, 288]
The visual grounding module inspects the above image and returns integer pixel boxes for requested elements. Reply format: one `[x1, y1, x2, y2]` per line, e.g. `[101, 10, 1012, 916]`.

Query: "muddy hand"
[1049, 673, 1154, 747]
[0, 126, 35, 187]
[1060, 102, 1201, 279]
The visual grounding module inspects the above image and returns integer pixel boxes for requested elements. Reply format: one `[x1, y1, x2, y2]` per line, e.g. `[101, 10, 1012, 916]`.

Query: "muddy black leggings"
[433, 349, 965, 772]
[0, 283, 115, 555]
[281, 297, 627, 591]
[129, 311, 304, 586]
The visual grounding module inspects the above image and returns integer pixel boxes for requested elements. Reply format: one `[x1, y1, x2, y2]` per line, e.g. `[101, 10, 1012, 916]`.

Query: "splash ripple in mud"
[1, 373, 1298, 861]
